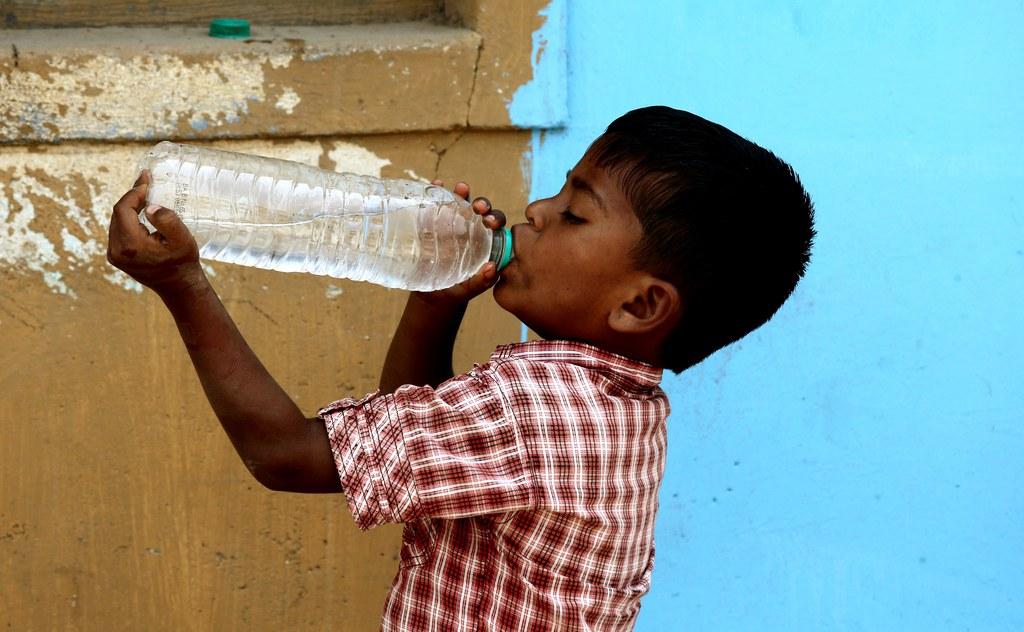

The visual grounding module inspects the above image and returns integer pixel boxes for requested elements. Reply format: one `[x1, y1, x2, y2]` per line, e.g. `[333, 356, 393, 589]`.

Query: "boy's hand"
[380, 181, 505, 390]
[107, 171, 205, 297]
[412, 180, 506, 307]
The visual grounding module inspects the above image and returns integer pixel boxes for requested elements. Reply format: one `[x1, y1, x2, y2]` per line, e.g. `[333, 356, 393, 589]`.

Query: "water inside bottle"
[143, 151, 492, 290]
[144, 144, 495, 288]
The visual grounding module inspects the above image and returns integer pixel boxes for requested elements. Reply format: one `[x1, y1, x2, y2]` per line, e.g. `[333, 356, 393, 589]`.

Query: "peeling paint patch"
[0, 146, 148, 295]
[325, 284, 344, 299]
[403, 169, 429, 182]
[0, 53, 268, 142]
[0, 140, 393, 297]
[269, 52, 294, 69]
[508, 0, 568, 129]
[327, 144, 391, 176]
[103, 271, 144, 295]
[275, 88, 301, 114]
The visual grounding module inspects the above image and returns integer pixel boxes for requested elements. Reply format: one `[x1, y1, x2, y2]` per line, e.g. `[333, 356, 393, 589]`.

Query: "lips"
[497, 256, 518, 282]
[509, 223, 527, 262]
[497, 224, 528, 279]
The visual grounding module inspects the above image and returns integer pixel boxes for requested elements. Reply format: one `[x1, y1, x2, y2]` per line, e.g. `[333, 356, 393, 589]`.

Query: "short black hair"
[589, 106, 815, 372]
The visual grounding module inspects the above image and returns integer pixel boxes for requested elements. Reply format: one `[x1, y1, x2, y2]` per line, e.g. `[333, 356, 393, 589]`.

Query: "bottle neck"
[489, 227, 514, 271]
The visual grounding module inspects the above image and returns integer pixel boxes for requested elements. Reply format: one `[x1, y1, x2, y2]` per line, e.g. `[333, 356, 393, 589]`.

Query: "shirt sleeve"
[317, 370, 535, 530]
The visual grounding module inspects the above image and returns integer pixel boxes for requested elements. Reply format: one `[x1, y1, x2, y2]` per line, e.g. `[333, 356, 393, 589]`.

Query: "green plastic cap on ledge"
[209, 18, 251, 39]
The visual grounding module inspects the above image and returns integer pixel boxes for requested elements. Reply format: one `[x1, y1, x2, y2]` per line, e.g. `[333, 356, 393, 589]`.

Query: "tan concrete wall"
[1, 2, 549, 629]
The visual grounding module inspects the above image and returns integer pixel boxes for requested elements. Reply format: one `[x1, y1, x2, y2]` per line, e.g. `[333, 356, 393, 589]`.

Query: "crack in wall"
[430, 132, 467, 180]
[0, 300, 42, 330]
[465, 40, 484, 127]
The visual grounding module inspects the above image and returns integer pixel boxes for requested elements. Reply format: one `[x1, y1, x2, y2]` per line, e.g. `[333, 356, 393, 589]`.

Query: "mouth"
[496, 224, 526, 282]
[509, 224, 525, 262]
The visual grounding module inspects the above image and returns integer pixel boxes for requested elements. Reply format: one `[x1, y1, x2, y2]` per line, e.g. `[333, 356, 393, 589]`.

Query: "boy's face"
[494, 150, 646, 343]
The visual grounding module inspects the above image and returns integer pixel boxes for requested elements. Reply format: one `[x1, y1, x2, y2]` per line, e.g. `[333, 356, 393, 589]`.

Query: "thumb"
[144, 205, 192, 243]
[465, 262, 498, 295]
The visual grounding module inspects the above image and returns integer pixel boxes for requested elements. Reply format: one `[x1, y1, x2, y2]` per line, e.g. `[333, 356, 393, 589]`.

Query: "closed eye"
[560, 208, 585, 224]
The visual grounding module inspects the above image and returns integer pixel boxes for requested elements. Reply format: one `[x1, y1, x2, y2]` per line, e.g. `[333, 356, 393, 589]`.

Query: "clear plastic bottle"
[137, 141, 513, 291]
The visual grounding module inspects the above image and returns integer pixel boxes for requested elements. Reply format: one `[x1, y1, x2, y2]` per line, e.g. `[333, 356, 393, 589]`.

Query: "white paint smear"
[275, 88, 301, 114]
[327, 144, 391, 176]
[0, 53, 269, 141]
[403, 169, 430, 182]
[325, 284, 345, 299]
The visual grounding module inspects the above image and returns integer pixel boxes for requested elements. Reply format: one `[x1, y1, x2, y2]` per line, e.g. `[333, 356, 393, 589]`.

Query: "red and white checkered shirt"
[318, 340, 669, 631]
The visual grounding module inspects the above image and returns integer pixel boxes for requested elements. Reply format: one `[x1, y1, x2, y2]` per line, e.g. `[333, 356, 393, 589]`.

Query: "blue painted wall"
[512, 2, 1023, 629]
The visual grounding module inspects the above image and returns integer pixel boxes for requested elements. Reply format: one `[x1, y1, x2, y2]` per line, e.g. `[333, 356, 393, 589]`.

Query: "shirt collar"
[491, 340, 663, 389]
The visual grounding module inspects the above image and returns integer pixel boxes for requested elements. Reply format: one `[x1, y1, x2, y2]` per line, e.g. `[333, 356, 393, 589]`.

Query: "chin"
[492, 278, 513, 310]
[492, 284, 535, 330]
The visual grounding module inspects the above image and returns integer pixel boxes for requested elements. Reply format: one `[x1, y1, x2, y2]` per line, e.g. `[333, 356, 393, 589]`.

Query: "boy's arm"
[380, 295, 468, 392]
[108, 174, 340, 493]
[159, 281, 341, 492]
[379, 182, 506, 392]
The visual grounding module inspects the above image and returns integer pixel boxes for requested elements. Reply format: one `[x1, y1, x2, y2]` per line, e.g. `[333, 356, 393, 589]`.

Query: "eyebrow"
[566, 171, 607, 213]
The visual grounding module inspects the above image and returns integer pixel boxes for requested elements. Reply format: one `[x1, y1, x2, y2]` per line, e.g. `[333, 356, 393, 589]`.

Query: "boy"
[107, 106, 814, 630]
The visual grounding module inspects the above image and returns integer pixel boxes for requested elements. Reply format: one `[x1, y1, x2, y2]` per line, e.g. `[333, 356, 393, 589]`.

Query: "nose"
[523, 199, 546, 230]
[512, 200, 548, 259]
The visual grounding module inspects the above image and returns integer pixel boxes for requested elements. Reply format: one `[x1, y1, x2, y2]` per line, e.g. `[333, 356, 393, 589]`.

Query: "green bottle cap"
[209, 18, 251, 39]
[492, 226, 514, 271]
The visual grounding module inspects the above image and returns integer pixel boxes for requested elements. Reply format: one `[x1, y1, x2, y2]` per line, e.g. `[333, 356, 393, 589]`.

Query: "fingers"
[480, 261, 497, 283]
[114, 176, 148, 214]
[471, 197, 506, 229]
[479, 262, 499, 288]
[472, 197, 490, 214]
[109, 178, 150, 248]
[463, 262, 498, 295]
[133, 169, 151, 188]
[436, 182, 503, 228]
[144, 205, 192, 246]
[483, 209, 506, 229]
[433, 179, 471, 203]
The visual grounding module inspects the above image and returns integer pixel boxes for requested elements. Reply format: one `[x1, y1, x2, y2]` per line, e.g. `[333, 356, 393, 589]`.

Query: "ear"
[608, 277, 682, 335]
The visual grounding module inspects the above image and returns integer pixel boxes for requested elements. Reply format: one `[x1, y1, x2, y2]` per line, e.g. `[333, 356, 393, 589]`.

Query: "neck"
[546, 330, 662, 368]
